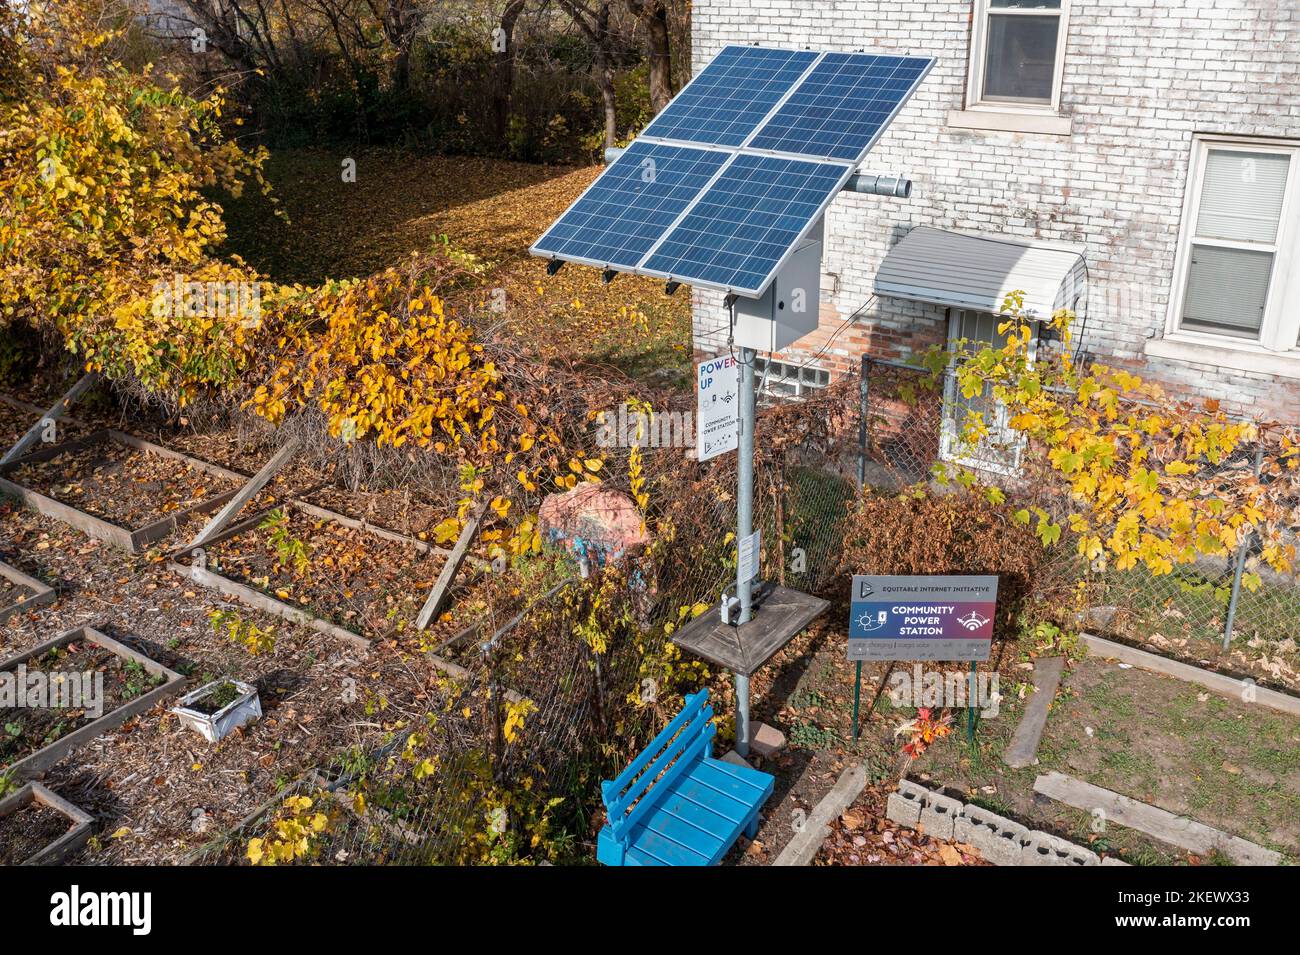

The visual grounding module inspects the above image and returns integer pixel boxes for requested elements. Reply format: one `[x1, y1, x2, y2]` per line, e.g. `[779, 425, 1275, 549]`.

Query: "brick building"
[689, 0, 1300, 425]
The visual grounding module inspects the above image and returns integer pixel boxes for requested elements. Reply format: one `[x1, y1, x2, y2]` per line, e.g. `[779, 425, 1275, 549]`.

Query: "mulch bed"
[8, 440, 238, 528]
[815, 784, 991, 866]
[0, 799, 73, 864]
[1, 640, 165, 769]
[206, 506, 449, 639]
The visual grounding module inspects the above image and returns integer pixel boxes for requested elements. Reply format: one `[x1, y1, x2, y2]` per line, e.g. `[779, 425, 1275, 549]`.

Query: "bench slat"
[658, 790, 737, 835]
[689, 758, 772, 804]
[627, 826, 712, 866]
[670, 775, 751, 825]
[625, 845, 668, 866]
[604, 690, 709, 799]
[616, 724, 715, 840]
[642, 805, 727, 860]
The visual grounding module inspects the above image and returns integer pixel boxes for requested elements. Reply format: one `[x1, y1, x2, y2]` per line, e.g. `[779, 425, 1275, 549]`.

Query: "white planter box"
[171, 679, 261, 743]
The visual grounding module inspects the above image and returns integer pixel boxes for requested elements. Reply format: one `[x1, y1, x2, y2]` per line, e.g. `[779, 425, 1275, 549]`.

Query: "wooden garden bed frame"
[169, 499, 476, 670]
[0, 625, 185, 781]
[0, 560, 55, 619]
[0, 429, 246, 553]
[0, 781, 95, 865]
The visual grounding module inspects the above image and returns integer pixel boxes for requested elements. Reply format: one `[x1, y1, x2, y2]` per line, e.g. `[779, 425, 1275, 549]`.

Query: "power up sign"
[848, 575, 998, 662]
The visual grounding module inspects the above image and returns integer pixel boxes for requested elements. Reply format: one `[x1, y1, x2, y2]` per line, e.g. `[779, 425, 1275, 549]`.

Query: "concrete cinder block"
[886, 790, 922, 828]
[1101, 856, 1131, 866]
[747, 721, 786, 759]
[1021, 830, 1100, 866]
[917, 791, 962, 842]
[954, 804, 1030, 866]
[719, 749, 751, 768]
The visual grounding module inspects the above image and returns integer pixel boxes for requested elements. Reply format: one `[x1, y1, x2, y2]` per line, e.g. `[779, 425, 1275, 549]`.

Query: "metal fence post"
[857, 354, 870, 491]
[1223, 442, 1266, 651]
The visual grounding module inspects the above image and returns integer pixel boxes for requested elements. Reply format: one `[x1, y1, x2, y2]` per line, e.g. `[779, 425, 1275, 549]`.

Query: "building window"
[754, 357, 829, 401]
[1170, 137, 1300, 350]
[940, 309, 1033, 475]
[968, 0, 1069, 111]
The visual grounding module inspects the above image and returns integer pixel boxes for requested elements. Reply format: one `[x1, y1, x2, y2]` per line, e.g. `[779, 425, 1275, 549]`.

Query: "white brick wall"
[690, 0, 1300, 420]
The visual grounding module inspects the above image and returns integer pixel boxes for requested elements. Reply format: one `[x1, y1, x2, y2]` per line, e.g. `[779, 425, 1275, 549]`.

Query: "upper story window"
[968, 0, 1070, 111]
[1170, 137, 1300, 351]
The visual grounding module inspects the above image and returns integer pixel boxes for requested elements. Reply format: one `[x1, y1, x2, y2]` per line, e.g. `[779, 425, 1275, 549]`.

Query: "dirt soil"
[8, 439, 239, 528]
[0, 800, 73, 864]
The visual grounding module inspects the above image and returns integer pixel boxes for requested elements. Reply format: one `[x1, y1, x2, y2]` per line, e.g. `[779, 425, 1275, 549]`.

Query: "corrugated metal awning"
[873, 226, 1087, 318]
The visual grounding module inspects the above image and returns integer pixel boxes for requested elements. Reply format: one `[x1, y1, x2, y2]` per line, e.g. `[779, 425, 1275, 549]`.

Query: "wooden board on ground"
[416, 502, 486, 631]
[1081, 632, 1300, 717]
[185, 436, 303, 552]
[1002, 656, 1065, 769]
[1, 373, 99, 466]
[1032, 770, 1283, 866]
[0, 781, 95, 865]
[0, 625, 185, 782]
[0, 560, 56, 620]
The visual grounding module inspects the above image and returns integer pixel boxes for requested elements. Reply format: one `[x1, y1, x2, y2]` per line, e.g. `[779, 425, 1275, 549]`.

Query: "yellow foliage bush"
[0, 1, 273, 400]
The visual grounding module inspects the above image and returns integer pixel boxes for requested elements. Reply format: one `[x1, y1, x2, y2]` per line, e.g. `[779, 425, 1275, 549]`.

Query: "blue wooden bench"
[597, 689, 775, 866]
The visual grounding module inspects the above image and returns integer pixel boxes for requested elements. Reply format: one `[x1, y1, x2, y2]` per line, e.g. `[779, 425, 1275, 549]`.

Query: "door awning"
[873, 226, 1087, 319]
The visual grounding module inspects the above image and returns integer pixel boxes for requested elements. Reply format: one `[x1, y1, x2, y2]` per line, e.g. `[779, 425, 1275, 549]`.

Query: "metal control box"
[731, 220, 823, 352]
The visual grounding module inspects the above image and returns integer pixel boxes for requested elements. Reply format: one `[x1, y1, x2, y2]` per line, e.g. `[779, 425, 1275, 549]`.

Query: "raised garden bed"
[0, 559, 55, 620]
[170, 500, 460, 651]
[0, 781, 94, 865]
[0, 625, 185, 781]
[0, 430, 245, 553]
[0, 393, 91, 459]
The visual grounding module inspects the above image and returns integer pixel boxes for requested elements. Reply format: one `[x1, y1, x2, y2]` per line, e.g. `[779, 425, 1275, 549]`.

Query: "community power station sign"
[848, 574, 998, 662]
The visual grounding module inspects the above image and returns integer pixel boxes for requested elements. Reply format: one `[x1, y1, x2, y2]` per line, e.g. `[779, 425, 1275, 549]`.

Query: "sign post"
[846, 574, 998, 742]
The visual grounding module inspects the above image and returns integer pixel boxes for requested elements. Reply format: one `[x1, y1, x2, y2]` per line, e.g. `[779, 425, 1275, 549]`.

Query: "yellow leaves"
[246, 795, 332, 866]
[502, 699, 536, 744]
[433, 517, 462, 544]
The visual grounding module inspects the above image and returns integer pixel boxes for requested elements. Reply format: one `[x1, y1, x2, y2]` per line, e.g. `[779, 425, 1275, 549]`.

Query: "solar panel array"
[532, 45, 934, 296]
[640, 46, 819, 147]
[642, 155, 848, 292]
[530, 142, 729, 269]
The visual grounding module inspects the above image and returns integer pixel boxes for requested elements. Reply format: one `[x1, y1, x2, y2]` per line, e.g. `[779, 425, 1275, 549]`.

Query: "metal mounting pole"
[735, 345, 757, 757]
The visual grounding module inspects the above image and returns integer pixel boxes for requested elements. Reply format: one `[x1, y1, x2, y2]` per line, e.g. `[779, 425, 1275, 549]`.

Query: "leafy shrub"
[836, 486, 1049, 641]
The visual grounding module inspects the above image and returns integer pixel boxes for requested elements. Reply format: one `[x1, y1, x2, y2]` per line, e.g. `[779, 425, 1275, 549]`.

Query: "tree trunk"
[594, 5, 617, 148]
[625, 0, 674, 113]
[491, 0, 528, 144]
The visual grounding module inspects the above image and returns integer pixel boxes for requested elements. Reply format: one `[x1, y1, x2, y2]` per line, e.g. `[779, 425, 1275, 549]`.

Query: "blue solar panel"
[530, 141, 730, 268]
[641, 46, 818, 147]
[748, 53, 932, 161]
[641, 154, 848, 294]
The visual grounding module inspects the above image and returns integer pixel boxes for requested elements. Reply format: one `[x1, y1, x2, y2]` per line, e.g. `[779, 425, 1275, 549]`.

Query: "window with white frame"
[940, 309, 1034, 475]
[968, 0, 1069, 110]
[1170, 137, 1300, 350]
[754, 357, 829, 401]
